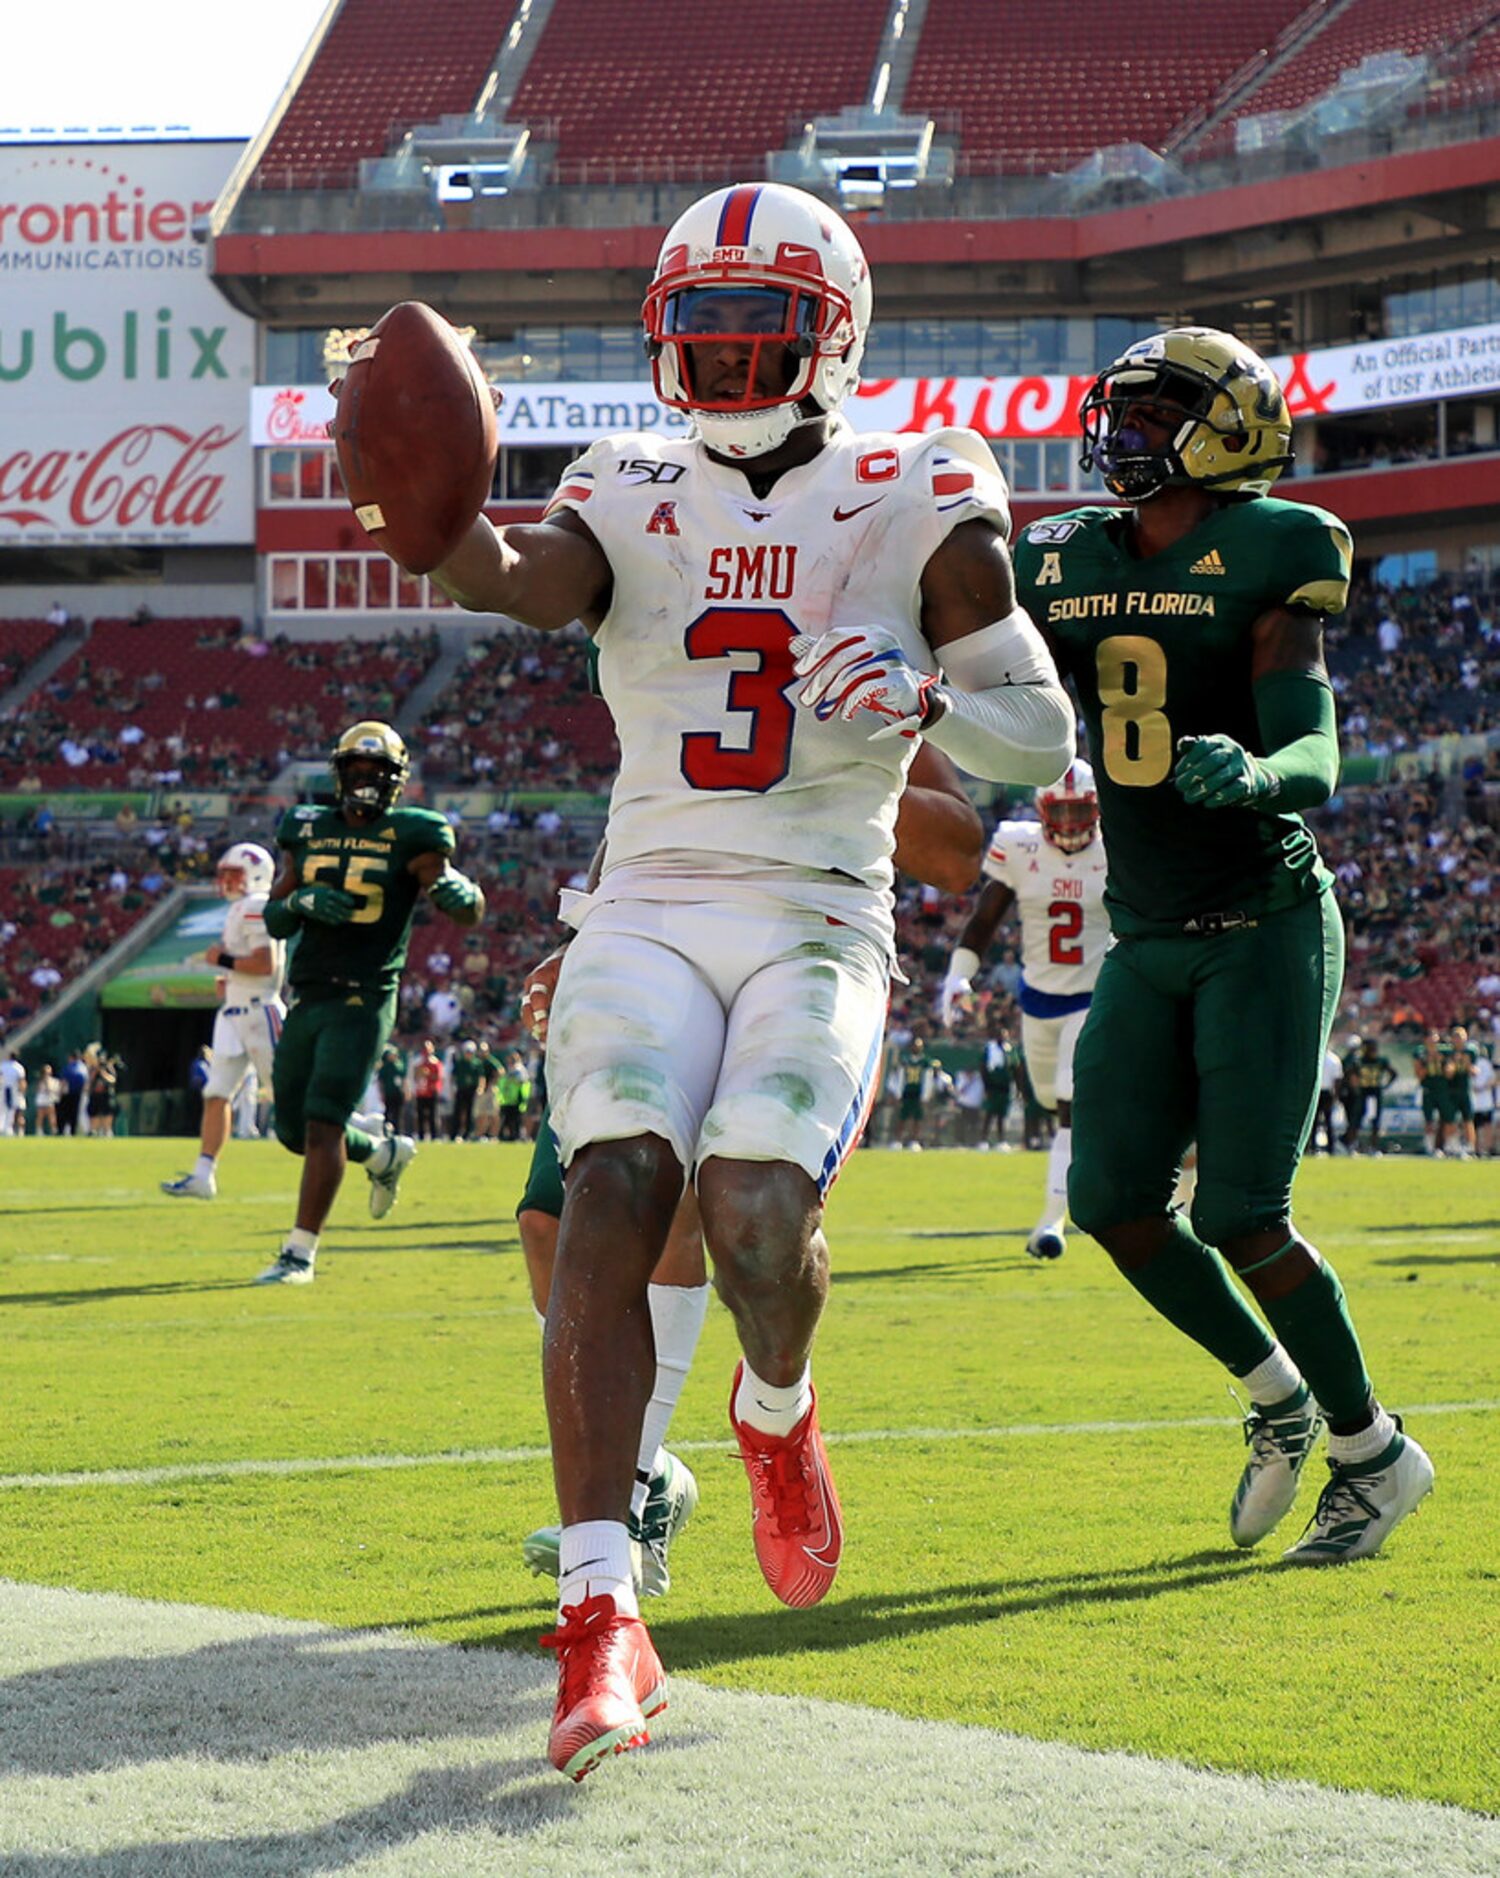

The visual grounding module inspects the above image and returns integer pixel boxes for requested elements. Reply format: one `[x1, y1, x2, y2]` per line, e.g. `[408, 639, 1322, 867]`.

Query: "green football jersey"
[1015, 496, 1352, 935]
[277, 802, 455, 998]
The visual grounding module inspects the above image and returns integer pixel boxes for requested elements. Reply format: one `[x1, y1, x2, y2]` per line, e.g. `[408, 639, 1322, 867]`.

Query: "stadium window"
[1009, 441, 1040, 492]
[599, 326, 647, 378]
[267, 452, 297, 502]
[561, 327, 602, 380]
[504, 446, 574, 500]
[1374, 550, 1437, 589]
[299, 453, 327, 501]
[303, 559, 329, 609]
[862, 321, 904, 378]
[1044, 441, 1074, 492]
[396, 569, 424, 609]
[269, 558, 300, 611]
[519, 326, 563, 379]
[941, 321, 982, 374]
[902, 321, 947, 375]
[366, 559, 392, 609]
[333, 558, 361, 610]
[263, 329, 324, 383]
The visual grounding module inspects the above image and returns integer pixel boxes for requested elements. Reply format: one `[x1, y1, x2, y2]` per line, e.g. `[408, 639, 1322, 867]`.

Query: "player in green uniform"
[1015, 328, 1433, 1563]
[1343, 1037, 1397, 1154]
[1413, 1029, 1453, 1155]
[257, 721, 485, 1284]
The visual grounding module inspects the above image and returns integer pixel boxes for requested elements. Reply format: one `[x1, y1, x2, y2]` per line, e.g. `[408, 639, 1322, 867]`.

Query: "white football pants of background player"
[1021, 1005, 1089, 1246]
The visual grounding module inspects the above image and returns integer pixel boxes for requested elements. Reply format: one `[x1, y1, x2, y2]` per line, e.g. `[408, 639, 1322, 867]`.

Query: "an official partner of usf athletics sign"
[0, 141, 255, 546]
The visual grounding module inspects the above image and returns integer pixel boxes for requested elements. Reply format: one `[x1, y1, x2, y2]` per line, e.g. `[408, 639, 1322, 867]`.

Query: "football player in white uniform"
[942, 761, 1107, 1259]
[425, 180, 1073, 1781]
[161, 842, 285, 1199]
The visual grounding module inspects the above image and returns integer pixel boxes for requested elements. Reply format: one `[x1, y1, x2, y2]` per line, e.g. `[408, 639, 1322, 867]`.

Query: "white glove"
[791, 628, 940, 741]
[940, 946, 982, 1028]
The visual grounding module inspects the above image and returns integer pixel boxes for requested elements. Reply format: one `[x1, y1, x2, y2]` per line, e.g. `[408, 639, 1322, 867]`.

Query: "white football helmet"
[1036, 759, 1099, 854]
[216, 841, 274, 899]
[643, 182, 872, 460]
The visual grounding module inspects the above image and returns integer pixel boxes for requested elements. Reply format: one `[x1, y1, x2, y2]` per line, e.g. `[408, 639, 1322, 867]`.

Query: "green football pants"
[516, 1103, 565, 1220]
[1069, 891, 1343, 1246]
[273, 992, 395, 1145]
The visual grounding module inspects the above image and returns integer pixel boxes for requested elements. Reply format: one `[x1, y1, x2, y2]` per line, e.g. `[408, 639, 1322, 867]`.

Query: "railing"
[218, 88, 1500, 240]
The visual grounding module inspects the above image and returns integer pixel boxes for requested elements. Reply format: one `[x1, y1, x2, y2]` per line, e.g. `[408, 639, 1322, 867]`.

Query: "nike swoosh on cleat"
[832, 499, 884, 522]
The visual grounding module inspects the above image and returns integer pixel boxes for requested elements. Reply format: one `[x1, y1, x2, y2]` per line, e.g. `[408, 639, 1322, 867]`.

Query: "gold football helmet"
[332, 720, 409, 814]
[1079, 327, 1293, 502]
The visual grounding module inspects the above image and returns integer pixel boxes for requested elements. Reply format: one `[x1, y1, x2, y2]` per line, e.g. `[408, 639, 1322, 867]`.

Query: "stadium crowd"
[0, 574, 1494, 1139]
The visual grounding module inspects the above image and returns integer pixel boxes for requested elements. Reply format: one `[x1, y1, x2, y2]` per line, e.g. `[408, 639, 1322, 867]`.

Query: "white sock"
[1172, 1156, 1199, 1214]
[533, 1304, 548, 1334]
[285, 1227, 318, 1260]
[194, 1153, 217, 1179]
[734, 1358, 812, 1438]
[1328, 1408, 1401, 1469]
[558, 1519, 638, 1617]
[623, 1281, 711, 1521]
[1234, 1345, 1303, 1408]
[1036, 1125, 1070, 1232]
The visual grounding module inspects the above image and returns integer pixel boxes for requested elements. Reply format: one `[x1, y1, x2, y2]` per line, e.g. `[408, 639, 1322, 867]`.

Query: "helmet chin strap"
[693, 399, 817, 461]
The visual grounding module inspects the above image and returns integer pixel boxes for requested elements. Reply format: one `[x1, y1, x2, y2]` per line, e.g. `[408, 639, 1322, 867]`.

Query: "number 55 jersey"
[544, 419, 1011, 942]
[1013, 497, 1351, 937]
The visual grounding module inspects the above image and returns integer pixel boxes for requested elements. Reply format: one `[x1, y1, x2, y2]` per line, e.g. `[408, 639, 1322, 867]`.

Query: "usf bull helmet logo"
[1079, 327, 1294, 502]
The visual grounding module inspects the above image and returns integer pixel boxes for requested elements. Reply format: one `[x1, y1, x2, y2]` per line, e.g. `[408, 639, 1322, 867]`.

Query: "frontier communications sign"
[0, 142, 255, 545]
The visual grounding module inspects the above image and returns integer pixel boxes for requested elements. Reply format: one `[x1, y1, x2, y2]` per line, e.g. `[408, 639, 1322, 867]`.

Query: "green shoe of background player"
[522, 1450, 699, 1598]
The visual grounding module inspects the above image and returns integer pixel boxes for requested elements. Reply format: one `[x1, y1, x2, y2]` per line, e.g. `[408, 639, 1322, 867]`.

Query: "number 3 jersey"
[983, 821, 1108, 1001]
[1013, 497, 1351, 936]
[545, 419, 1011, 942]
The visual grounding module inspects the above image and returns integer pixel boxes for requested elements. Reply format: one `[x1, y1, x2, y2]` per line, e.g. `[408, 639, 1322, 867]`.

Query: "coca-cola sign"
[0, 142, 254, 545]
[0, 423, 238, 535]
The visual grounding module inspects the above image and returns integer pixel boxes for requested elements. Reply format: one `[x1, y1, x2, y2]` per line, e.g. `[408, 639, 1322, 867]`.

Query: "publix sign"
[0, 142, 255, 545]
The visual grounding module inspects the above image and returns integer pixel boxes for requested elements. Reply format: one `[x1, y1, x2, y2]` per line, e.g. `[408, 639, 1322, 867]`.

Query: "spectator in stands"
[46, 601, 71, 631]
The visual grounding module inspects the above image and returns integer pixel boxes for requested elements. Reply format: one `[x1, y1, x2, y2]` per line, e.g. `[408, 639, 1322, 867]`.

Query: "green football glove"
[1174, 735, 1277, 811]
[287, 883, 359, 925]
[428, 866, 483, 917]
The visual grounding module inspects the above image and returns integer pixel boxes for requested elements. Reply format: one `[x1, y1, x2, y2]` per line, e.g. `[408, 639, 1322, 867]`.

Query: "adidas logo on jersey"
[1189, 548, 1228, 575]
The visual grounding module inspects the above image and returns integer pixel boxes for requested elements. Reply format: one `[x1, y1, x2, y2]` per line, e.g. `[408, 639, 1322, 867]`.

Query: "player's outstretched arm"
[942, 879, 1016, 1026]
[791, 522, 1074, 784]
[411, 850, 486, 927]
[432, 509, 612, 634]
[891, 742, 984, 893]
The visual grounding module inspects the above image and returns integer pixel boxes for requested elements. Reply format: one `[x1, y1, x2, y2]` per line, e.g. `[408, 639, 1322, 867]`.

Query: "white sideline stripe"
[0, 1581, 1496, 1878]
[2, 1399, 1495, 1493]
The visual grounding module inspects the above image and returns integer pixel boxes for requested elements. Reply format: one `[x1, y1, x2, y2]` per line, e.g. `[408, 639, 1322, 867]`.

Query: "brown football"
[331, 301, 498, 576]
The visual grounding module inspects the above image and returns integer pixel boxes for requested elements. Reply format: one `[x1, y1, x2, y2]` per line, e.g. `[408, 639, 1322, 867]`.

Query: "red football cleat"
[540, 1593, 666, 1782]
[729, 1362, 844, 1608]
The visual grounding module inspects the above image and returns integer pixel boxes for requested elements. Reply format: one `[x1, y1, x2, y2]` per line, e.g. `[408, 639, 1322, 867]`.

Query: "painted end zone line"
[1, 1399, 1495, 1493]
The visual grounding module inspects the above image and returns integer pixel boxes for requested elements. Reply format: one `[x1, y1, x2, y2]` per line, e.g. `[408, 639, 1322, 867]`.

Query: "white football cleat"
[1229, 1388, 1324, 1547]
[367, 1134, 416, 1219]
[1283, 1426, 1434, 1565]
[253, 1249, 315, 1286]
[1026, 1227, 1065, 1262]
[161, 1170, 216, 1199]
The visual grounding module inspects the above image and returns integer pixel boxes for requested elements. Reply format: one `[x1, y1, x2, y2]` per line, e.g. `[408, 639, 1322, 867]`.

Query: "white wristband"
[948, 946, 982, 982]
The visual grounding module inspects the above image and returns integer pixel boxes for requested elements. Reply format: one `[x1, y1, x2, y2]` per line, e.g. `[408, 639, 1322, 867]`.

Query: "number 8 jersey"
[1013, 497, 1351, 936]
[546, 419, 1010, 909]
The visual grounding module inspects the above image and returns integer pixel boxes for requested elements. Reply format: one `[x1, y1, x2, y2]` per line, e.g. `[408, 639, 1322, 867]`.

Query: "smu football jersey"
[219, 893, 285, 1003]
[546, 419, 1011, 914]
[982, 821, 1108, 997]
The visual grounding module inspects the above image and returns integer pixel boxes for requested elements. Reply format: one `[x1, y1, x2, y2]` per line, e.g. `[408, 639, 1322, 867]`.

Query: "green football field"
[2, 1137, 1496, 1819]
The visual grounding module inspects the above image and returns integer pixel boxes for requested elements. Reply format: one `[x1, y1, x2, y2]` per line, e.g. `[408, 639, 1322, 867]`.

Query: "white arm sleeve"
[924, 609, 1075, 785]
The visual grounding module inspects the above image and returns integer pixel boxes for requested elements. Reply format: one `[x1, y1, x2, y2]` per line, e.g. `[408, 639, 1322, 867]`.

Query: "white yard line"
[0, 1581, 1494, 1878]
[2, 1399, 1496, 1493]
